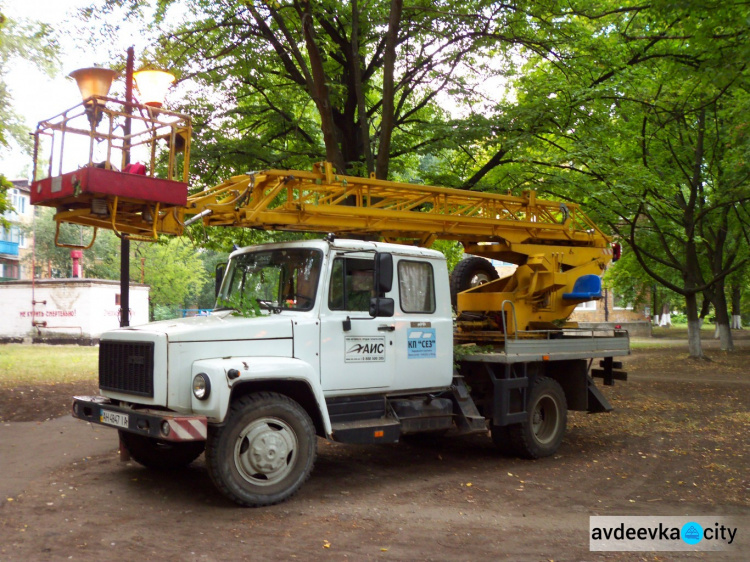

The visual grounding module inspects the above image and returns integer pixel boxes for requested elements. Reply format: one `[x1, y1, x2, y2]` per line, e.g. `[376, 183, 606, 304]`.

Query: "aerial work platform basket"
[31, 96, 191, 244]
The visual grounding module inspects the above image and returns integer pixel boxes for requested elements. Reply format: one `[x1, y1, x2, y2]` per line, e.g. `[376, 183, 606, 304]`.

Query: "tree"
[0, 5, 58, 211]
[132, 237, 209, 312]
[443, 0, 750, 357]
[26, 207, 121, 279]
[194, 248, 230, 309]
[0, 5, 58, 158]
[84, 0, 561, 184]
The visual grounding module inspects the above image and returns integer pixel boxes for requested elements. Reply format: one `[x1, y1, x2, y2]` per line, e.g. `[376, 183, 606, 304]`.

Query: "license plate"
[100, 409, 129, 429]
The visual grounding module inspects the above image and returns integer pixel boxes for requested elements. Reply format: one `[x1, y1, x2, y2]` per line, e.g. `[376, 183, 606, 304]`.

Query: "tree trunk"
[375, 0, 403, 180]
[351, 0, 374, 176]
[698, 296, 711, 328]
[731, 283, 742, 329]
[685, 293, 703, 358]
[659, 302, 671, 327]
[300, 6, 346, 172]
[710, 284, 734, 351]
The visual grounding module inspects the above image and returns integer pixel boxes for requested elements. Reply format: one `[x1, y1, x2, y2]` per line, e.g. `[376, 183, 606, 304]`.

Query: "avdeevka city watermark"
[590, 516, 740, 551]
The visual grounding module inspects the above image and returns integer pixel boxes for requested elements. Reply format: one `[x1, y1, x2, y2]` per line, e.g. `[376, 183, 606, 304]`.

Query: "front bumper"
[72, 396, 208, 442]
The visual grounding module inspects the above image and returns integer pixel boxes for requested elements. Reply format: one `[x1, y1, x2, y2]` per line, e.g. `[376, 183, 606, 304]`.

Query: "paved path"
[0, 416, 117, 501]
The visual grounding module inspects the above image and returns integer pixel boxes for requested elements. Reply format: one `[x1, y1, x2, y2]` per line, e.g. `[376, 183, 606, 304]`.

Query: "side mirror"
[215, 262, 227, 298]
[370, 297, 394, 318]
[374, 252, 393, 295]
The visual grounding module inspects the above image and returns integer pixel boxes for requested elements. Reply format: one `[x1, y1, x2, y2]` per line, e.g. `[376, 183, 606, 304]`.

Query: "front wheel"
[507, 377, 567, 459]
[118, 431, 205, 469]
[205, 392, 317, 507]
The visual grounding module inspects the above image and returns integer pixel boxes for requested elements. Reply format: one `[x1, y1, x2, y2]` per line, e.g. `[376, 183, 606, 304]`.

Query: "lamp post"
[69, 48, 175, 328]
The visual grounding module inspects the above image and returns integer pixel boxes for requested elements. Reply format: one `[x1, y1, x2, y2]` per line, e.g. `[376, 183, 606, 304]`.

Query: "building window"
[575, 300, 598, 311]
[13, 192, 26, 215]
[0, 226, 23, 244]
[0, 259, 20, 279]
[613, 293, 633, 310]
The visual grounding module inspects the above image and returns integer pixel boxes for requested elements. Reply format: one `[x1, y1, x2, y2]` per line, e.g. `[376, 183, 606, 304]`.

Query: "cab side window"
[398, 260, 435, 313]
[328, 257, 374, 312]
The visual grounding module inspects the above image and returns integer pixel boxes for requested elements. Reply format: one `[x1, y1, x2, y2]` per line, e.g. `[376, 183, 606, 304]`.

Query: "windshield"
[217, 248, 323, 313]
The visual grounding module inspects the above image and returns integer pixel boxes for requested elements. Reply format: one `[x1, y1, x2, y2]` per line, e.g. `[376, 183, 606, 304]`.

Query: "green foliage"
[86, 0, 544, 181]
[194, 248, 229, 309]
[151, 304, 180, 322]
[0, 173, 11, 218]
[431, 240, 463, 272]
[133, 237, 209, 309]
[437, 0, 750, 355]
[27, 207, 121, 279]
[216, 293, 262, 318]
[453, 343, 492, 371]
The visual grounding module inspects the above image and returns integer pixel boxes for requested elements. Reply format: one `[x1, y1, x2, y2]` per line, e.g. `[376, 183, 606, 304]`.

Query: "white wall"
[0, 279, 149, 341]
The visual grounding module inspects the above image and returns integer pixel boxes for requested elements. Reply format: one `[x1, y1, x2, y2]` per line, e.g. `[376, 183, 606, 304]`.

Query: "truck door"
[390, 257, 453, 391]
[319, 254, 396, 391]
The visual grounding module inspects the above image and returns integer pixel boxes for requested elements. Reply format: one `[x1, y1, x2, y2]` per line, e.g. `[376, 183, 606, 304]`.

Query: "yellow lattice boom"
[158, 162, 609, 248]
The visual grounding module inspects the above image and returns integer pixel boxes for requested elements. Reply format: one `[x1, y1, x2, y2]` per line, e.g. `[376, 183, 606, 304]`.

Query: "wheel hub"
[251, 431, 289, 472]
[531, 396, 559, 445]
[234, 417, 297, 485]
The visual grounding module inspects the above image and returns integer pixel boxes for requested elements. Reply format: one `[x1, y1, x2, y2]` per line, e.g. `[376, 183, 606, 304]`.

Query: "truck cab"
[74, 238, 461, 505]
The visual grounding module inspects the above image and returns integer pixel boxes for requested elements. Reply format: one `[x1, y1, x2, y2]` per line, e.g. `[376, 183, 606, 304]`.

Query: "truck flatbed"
[463, 329, 630, 364]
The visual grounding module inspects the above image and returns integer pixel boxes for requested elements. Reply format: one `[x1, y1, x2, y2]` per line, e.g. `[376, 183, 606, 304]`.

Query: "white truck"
[72, 236, 629, 506]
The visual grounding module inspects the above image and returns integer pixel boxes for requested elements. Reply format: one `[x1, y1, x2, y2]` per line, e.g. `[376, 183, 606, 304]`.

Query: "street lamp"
[69, 50, 175, 327]
[69, 67, 118, 127]
[133, 70, 175, 107]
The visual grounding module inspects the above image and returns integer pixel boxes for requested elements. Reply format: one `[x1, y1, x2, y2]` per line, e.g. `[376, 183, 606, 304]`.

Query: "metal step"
[331, 417, 400, 444]
[450, 377, 489, 435]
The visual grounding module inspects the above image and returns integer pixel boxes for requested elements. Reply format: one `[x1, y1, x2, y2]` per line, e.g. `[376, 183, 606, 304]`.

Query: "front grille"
[99, 341, 155, 397]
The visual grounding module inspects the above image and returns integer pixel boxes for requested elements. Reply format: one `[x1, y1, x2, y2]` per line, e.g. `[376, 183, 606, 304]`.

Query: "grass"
[629, 340, 679, 349]
[0, 344, 98, 387]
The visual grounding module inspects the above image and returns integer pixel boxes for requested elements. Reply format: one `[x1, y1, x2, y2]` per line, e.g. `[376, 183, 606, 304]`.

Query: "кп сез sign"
[407, 328, 436, 359]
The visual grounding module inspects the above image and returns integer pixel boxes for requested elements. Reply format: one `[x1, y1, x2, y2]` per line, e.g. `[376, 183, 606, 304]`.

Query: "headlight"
[192, 373, 211, 400]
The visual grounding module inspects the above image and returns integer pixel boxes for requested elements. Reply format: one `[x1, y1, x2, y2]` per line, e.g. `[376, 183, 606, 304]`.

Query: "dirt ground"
[1, 333, 748, 561]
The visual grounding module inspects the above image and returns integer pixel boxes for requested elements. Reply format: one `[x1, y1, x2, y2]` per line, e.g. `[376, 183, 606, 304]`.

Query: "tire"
[450, 256, 500, 307]
[507, 377, 567, 459]
[118, 431, 205, 470]
[205, 392, 317, 507]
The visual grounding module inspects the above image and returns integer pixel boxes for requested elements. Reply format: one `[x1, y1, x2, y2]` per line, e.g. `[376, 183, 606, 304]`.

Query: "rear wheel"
[205, 392, 316, 507]
[450, 256, 499, 307]
[507, 377, 567, 459]
[118, 431, 205, 470]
